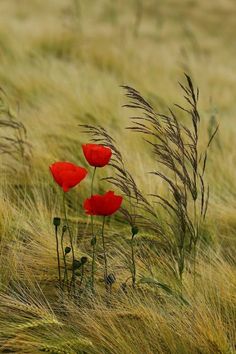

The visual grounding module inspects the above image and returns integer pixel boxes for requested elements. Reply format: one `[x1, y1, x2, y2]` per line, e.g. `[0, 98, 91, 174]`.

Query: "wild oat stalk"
[0, 88, 32, 173]
[122, 74, 218, 282]
[79, 124, 168, 287]
[79, 124, 164, 234]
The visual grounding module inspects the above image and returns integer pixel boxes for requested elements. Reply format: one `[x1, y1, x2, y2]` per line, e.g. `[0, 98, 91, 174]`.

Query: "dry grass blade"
[0, 89, 32, 173]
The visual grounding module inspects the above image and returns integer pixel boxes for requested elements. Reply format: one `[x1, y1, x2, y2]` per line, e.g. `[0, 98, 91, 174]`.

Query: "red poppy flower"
[82, 144, 112, 167]
[50, 162, 87, 192]
[84, 191, 123, 216]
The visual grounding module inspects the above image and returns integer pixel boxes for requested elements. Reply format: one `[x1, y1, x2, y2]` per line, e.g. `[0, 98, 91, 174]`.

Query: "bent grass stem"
[193, 199, 198, 287]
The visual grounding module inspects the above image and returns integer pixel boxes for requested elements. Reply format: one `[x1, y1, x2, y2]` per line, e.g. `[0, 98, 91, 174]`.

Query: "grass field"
[0, 1, 236, 353]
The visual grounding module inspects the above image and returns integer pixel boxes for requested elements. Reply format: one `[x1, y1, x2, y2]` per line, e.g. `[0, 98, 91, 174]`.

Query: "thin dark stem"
[180, 273, 183, 297]
[91, 238, 96, 292]
[193, 241, 197, 288]
[131, 234, 136, 288]
[101, 216, 108, 290]
[61, 228, 68, 291]
[91, 167, 96, 196]
[54, 225, 62, 287]
[178, 244, 185, 295]
[193, 200, 198, 287]
[63, 192, 75, 293]
[90, 167, 97, 292]
[80, 264, 84, 287]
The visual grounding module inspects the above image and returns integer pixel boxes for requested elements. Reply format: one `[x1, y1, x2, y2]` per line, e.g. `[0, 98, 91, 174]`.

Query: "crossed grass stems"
[55, 75, 218, 297]
[0, 88, 32, 173]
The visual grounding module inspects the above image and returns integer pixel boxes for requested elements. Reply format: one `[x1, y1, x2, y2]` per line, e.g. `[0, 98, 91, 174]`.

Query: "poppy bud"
[53, 217, 61, 227]
[106, 273, 116, 285]
[131, 225, 139, 236]
[72, 259, 82, 270]
[91, 237, 96, 246]
[65, 246, 71, 254]
[80, 256, 88, 265]
[62, 225, 67, 233]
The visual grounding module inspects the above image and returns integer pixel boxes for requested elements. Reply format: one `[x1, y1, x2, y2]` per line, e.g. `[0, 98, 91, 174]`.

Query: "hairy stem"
[60, 228, 68, 291]
[54, 225, 62, 287]
[80, 264, 85, 287]
[91, 167, 96, 197]
[63, 193, 75, 293]
[101, 216, 108, 290]
[90, 167, 97, 292]
[131, 234, 136, 288]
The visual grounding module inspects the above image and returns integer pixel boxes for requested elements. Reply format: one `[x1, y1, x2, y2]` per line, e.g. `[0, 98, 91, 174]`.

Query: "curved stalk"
[80, 264, 85, 287]
[131, 234, 136, 288]
[60, 227, 68, 291]
[90, 167, 97, 292]
[101, 216, 108, 290]
[63, 193, 75, 292]
[54, 225, 62, 287]
[193, 199, 198, 287]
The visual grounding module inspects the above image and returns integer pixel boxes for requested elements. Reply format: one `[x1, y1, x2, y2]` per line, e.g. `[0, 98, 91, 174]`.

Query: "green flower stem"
[91, 237, 96, 292]
[60, 228, 68, 291]
[54, 224, 62, 287]
[101, 216, 108, 290]
[131, 233, 136, 288]
[63, 193, 75, 292]
[90, 167, 97, 292]
[80, 264, 85, 286]
[91, 167, 96, 196]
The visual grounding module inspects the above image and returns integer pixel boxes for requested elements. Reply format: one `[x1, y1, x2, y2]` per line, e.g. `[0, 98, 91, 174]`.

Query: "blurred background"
[0, 3, 236, 352]
[0, 0, 235, 210]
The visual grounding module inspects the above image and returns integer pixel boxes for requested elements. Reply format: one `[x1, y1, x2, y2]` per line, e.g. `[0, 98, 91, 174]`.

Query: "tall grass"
[0, 0, 235, 353]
